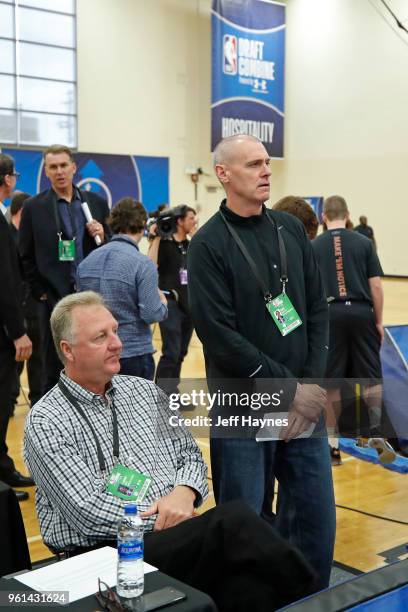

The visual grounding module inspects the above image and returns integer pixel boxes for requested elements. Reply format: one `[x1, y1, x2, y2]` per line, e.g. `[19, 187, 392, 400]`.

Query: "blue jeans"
[210, 434, 336, 590]
[120, 353, 155, 380]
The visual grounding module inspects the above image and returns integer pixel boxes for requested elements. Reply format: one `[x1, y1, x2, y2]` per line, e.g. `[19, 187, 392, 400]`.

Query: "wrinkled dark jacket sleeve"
[19, 199, 47, 300]
[0, 215, 26, 340]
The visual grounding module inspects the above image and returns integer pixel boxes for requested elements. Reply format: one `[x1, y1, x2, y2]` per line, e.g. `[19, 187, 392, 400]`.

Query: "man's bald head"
[212, 135, 271, 210]
[213, 135, 263, 166]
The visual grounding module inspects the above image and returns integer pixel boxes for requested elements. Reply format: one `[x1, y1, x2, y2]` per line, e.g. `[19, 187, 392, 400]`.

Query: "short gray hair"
[43, 144, 74, 162]
[213, 134, 262, 166]
[50, 291, 107, 362]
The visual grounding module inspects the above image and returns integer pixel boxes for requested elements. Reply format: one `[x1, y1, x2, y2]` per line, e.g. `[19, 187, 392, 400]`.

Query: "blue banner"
[304, 197, 324, 223]
[211, 0, 286, 157]
[3, 148, 169, 213]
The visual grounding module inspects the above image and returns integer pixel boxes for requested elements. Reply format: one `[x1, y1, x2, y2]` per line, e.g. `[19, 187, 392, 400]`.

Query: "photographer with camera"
[148, 205, 197, 396]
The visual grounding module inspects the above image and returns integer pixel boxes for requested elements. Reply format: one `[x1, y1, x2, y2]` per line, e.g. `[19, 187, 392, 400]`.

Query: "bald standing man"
[187, 135, 335, 591]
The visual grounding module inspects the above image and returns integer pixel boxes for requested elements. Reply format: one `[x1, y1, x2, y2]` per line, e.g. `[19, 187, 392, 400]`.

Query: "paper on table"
[17, 547, 157, 604]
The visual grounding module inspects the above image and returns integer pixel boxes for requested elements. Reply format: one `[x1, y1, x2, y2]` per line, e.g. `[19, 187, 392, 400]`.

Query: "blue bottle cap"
[124, 503, 138, 515]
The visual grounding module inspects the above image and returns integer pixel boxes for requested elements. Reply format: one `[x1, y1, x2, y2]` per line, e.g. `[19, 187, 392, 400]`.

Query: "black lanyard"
[173, 238, 188, 265]
[58, 380, 119, 472]
[220, 209, 288, 302]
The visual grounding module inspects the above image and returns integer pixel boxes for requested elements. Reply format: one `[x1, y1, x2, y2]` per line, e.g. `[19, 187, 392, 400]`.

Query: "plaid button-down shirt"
[24, 373, 208, 550]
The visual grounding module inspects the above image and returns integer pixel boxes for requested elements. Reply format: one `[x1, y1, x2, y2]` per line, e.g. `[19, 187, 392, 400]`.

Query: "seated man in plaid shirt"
[24, 291, 317, 612]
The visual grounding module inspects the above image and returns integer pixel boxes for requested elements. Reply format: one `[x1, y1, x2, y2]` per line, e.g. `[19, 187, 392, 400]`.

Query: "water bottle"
[117, 503, 144, 599]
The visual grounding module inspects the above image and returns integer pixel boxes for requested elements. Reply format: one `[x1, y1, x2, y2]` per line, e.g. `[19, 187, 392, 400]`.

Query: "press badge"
[179, 268, 188, 285]
[58, 238, 76, 262]
[106, 464, 152, 502]
[266, 293, 302, 336]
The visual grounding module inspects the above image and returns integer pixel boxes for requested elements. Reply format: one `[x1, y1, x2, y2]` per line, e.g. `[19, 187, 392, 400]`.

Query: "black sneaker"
[2, 470, 35, 487]
[14, 490, 29, 502]
[178, 403, 197, 412]
[330, 446, 342, 466]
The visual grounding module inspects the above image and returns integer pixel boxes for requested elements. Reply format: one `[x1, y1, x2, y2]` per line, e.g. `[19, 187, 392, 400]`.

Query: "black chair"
[0, 482, 31, 577]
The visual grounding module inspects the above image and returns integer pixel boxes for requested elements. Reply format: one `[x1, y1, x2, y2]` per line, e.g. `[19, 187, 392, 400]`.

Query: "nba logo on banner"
[223, 34, 237, 75]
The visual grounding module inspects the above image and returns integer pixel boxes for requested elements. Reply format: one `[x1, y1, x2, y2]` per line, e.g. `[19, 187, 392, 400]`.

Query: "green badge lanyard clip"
[58, 380, 119, 473]
[219, 210, 288, 303]
[52, 185, 88, 244]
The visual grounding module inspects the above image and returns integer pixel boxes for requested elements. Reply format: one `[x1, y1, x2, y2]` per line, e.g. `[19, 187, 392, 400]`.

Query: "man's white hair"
[50, 291, 107, 362]
[213, 134, 263, 166]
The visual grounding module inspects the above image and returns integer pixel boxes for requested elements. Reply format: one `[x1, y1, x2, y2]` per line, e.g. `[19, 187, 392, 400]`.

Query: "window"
[0, 0, 77, 147]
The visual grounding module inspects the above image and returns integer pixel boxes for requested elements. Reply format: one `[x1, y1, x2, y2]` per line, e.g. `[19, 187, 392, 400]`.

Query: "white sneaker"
[367, 438, 396, 464]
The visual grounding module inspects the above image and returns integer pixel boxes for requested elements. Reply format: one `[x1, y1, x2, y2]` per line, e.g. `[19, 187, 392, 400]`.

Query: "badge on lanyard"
[266, 292, 302, 336]
[58, 236, 76, 261]
[219, 210, 301, 337]
[179, 267, 188, 285]
[106, 464, 153, 502]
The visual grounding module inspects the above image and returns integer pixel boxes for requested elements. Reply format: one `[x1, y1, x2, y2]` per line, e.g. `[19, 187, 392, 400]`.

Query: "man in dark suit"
[19, 145, 110, 393]
[9, 193, 44, 412]
[0, 154, 34, 499]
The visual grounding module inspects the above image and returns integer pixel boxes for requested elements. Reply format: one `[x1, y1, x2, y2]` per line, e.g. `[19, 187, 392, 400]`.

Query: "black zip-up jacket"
[187, 201, 328, 405]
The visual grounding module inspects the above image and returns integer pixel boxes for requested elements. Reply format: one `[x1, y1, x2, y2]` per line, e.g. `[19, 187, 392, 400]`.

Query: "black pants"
[39, 301, 63, 395]
[327, 301, 382, 379]
[0, 344, 17, 478]
[10, 315, 44, 410]
[155, 300, 193, 394]
[63, 502, 317, 612]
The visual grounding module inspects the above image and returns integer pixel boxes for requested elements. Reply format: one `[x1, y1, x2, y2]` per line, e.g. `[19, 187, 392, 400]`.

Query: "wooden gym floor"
[8, 278, 408, 570]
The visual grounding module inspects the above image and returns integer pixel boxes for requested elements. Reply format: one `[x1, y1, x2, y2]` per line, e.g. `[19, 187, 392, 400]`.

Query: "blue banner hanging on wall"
[2, 148, 169, 213]
[304, 197, 324, 223]
[211, 0, 286, 158]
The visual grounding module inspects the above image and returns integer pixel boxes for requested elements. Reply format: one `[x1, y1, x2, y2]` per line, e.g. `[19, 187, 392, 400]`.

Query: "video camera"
[149, 205, 189, 239]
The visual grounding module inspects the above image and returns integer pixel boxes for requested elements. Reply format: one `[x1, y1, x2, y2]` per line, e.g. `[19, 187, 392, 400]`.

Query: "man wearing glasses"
[0, 154, 34, 499]
[0, 163, 19, 219]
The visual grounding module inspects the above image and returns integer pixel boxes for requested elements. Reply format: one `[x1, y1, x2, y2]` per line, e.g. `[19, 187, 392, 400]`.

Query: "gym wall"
[76, 0, 408, 275]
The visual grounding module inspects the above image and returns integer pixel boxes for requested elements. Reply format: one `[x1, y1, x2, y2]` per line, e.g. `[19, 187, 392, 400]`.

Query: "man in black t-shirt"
[148, 206, 197, 395]
[354, 215, 376, 250]
[313, 195, 395, 465]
